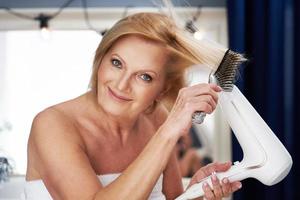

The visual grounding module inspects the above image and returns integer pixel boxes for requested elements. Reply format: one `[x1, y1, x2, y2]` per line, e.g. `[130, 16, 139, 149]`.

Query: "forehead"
[108, 35, 169, 72]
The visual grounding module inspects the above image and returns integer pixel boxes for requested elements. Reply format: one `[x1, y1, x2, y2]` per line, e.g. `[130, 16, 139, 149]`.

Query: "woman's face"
[97, 35, 168, 117]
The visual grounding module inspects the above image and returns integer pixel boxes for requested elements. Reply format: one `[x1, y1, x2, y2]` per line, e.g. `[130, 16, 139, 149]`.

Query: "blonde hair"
[89, 12, 228, 106]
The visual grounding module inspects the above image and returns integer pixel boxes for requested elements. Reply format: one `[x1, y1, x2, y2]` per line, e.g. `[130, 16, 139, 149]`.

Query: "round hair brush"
[192, 49, 246, 124]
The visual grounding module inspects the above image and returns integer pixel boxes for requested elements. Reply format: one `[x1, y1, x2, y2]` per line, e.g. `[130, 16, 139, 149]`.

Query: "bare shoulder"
[30, 106, 83, 145]
[146, 103, 169, 129]
[28, 105, 85, 156]
[27, 105, 103, 199]
[27, 106, 85, 178]
[32, 107, 69, 129]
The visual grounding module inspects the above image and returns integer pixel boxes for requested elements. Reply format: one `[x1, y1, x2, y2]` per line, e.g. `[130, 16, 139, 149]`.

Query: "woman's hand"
[162, 83, 222, 138]
[188, 162, 242, 200]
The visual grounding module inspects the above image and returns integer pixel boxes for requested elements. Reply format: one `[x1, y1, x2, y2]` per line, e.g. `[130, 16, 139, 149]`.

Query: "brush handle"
[189, 65, 214, 124]
[192, 111, 206, 124]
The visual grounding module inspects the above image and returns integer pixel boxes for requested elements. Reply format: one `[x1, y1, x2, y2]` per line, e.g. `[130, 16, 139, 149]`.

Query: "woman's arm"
[29, 109, 103, 200]
[30, 108, 179, 200]
[30, 83, 221, 200]
[152, 103, 183, 199]
[162, 150, 184, 199]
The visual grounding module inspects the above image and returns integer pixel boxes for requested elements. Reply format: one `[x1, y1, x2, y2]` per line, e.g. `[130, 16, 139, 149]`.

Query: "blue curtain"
[227, 0, 299, 199]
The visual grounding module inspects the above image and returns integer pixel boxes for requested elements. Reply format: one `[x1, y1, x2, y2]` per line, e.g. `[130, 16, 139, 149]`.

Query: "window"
[0, 30, 101, 174]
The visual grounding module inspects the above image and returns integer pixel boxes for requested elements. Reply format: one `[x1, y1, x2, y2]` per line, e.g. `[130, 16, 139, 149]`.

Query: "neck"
[86, 91, 141, 144]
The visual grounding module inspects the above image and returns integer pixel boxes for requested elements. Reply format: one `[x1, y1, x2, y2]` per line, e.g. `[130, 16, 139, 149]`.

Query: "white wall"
[0, 30, 100, 174]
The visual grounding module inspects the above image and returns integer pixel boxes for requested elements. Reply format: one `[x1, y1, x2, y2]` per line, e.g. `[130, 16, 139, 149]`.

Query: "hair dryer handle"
[175, 162, 248, 200]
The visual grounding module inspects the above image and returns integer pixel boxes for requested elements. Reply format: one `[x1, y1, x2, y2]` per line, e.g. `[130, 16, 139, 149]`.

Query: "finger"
[194, 169, 207, 183]
[203, 182, 215, 200]
[188, 84, 220, 102]
[204, 162, 232, 175]
[231, 181, 242, 192]
[187, 167, 207, 187]
[193, 100, 214, 114]
[215, 161, 232, 172]
[191, 162, 232, 185]
[221, 178, 231, 197]
[211, 173, 223, 199]
[199, 162, 217, 177]
[190, 95, 217, 112]
[198, 85, 219, 103]
[201, 162, 225, 176]
[209, 83, 223, 92]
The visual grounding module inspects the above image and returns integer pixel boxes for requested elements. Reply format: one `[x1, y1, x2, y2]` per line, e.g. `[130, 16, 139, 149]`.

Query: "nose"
[116, 73, 131, 92]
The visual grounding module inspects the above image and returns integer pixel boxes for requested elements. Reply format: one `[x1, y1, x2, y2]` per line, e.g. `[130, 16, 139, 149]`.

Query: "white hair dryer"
[176, 83, 293, 200]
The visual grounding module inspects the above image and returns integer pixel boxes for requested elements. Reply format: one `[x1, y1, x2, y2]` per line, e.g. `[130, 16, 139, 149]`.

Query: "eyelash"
[111, 58, 122, 68]
[140, 74, 153, 82]
[111, 58, 153, 83]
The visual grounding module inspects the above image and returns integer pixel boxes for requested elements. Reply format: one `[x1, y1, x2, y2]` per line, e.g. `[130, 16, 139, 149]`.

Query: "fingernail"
[223, 178, 229, 184]
[218, 86, 223, 91]
[203, 182, 208, 187]
[238, 183, 242, 189]
[212, 174, 217, 181]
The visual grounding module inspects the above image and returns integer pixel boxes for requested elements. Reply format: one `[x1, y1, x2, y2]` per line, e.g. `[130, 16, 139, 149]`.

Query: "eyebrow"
[140, 70, 158, 78]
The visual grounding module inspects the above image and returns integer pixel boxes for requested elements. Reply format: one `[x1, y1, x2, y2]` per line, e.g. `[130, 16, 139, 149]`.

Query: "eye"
[140, 74, 153, 82]
[111, 58, 122, 68]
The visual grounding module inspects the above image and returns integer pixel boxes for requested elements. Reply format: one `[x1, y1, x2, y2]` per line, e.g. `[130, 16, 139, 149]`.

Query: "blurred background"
[0, 0, 298, 199]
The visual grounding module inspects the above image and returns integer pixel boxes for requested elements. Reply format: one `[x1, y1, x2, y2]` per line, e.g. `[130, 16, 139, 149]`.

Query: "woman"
[24, 13, 242, 200]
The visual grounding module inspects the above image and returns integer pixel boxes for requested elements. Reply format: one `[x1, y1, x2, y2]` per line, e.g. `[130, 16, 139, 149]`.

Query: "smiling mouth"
[107, 87, 133, 101]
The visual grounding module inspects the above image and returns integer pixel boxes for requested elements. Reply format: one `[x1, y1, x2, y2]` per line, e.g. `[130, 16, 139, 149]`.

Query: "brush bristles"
[214, 50, 246, 92]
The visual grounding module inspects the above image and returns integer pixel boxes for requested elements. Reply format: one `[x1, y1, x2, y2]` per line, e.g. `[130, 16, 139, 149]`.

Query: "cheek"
[136, 84, 164, 103]
[97, 67, 104, 83]
[97, 64, 112, 84]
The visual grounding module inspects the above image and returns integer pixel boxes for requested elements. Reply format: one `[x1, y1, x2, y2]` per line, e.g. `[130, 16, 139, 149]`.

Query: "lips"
[107, 87, 132, 102]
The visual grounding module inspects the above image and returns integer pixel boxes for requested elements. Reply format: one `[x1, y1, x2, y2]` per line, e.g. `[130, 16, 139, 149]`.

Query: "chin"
[104, 105, 128, 117]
